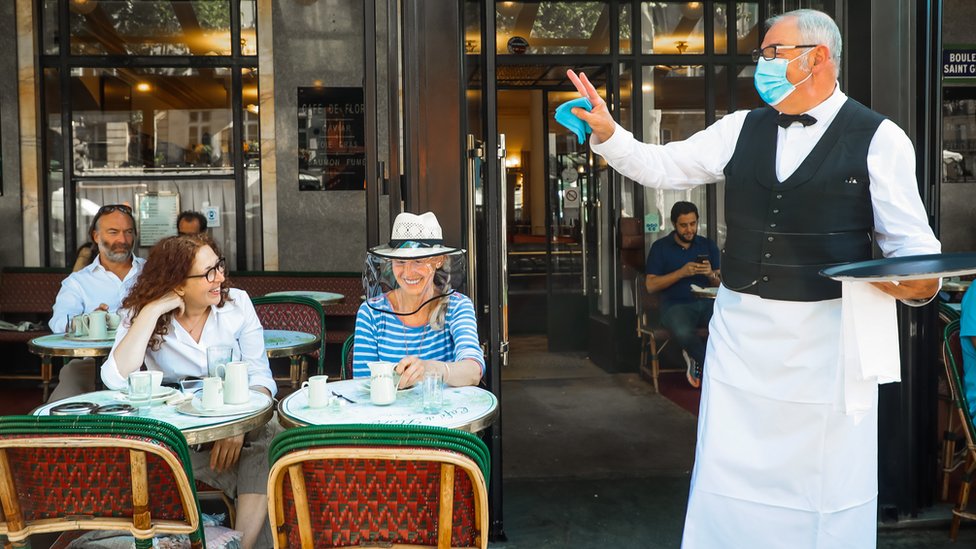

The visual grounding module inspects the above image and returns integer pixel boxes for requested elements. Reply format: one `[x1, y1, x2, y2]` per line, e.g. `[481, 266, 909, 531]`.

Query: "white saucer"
[359, 379, 415, 394]
[176, 392, 271, 417]
[116, 387, 176, 403]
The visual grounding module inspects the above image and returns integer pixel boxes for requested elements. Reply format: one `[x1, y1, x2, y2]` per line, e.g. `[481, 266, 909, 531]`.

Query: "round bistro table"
[264, 290, 344, 306]
[34, 389, 275, 445]
[277, 378, 498, 433]
[28, 334, 114, 402]
[264, 329, 320, 388]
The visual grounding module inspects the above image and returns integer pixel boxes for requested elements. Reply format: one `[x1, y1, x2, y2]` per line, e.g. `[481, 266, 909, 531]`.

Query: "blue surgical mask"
[754, 49, 813, 106]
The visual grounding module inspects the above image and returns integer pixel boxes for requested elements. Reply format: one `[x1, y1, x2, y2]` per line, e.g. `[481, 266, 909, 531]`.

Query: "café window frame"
[37, 0, 260, 269]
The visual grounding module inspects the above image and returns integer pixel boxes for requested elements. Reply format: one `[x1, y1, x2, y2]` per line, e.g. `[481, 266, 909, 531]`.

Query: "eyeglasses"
[186, 257, 226, 283]
[751, 44, 818, 62]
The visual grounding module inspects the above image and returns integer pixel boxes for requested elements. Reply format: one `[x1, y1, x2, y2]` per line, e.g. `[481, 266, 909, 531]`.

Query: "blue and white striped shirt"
[352, 292, 485, 379]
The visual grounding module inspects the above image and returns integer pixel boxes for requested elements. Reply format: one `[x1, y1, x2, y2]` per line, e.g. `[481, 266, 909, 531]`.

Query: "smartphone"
[697, 254, 710, 264]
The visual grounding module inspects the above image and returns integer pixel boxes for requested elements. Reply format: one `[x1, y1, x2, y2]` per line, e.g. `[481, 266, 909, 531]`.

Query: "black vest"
[721, 98, 884, 302]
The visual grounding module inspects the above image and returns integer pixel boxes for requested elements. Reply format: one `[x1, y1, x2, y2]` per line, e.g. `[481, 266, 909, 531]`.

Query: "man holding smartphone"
[644, 201, 721, 388]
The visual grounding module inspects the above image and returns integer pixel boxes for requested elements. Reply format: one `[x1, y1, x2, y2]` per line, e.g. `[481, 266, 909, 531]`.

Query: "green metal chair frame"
[942, 319, 976, 540]
[252, 295, 328, 379]
[267, 424, 490, 548]
[340, 333, 355, 380]
[0, 415, 205, 548]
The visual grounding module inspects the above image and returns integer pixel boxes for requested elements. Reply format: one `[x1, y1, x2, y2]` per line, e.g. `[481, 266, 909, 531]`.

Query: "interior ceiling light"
[246, 104, 259, 114]
[69, 0, 98, 15]
[135, 82, 151, 93]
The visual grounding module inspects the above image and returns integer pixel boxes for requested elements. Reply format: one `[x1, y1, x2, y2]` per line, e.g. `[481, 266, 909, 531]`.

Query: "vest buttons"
[776, 194, 783, 199]
[762, 276, 770, 282]
[770, 223, 777, 228]
[767, 236, 774, 242]
[772, 209, 780, 214]
[764, 253, 771, 259]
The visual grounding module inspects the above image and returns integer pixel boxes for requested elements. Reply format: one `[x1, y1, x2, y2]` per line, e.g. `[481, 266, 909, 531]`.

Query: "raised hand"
[566, 69, 617, 142]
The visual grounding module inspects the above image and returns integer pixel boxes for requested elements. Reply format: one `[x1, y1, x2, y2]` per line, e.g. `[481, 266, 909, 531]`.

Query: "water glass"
[128, 371, 153, 412]
[207, 345, 234, 378]
[421, 370, 444, 413]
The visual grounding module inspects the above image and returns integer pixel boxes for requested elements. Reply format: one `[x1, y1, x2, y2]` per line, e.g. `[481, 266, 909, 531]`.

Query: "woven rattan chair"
[252, 295, 327, 387]
[0, 415, 205, 548]
[267, 424, 490, 549]
[942, 319, 976, 540]
[634, 274, 708, 392]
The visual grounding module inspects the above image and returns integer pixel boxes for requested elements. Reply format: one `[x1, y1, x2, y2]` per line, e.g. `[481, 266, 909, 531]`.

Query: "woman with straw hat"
[355, 211, 484, 388]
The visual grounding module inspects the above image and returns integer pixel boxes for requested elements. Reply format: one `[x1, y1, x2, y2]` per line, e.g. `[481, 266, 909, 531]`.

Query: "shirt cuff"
[590, 123, 632, 156]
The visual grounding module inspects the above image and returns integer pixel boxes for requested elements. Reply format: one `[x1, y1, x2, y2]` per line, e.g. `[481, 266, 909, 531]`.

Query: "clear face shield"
[363, 249, 467, 316]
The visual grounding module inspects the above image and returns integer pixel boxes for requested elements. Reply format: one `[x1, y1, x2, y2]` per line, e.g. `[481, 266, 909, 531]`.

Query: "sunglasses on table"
[186, 257, 227, 283]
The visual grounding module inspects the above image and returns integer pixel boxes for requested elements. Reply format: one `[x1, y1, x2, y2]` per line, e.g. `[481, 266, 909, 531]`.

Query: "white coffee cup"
[201, 376, 223, 410]
[106, 311, 122, 330]
[87, 310, 108, 339]
[216, 361, 250, 405]
[148, 370, 164, 395]
[302, 375, 330, 408]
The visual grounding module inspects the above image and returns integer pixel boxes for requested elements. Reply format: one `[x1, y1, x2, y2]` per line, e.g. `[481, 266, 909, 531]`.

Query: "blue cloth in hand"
[554, 97, 593, 144]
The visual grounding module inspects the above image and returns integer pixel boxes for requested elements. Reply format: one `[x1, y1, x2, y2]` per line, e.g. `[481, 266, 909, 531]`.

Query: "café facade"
[0, 0, 975, 536]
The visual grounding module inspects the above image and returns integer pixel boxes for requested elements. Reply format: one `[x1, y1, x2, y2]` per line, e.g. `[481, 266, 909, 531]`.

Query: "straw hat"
[369, 211, 459, 259]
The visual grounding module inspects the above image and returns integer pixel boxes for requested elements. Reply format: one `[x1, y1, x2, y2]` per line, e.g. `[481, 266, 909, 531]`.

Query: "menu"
[297, 87, 366, 191]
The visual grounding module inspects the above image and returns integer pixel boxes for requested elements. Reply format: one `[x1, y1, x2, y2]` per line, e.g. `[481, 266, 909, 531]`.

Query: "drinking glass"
[421, 370, 444, 413]
[207, 345, 234, 378]
[128, 371, 153, 412]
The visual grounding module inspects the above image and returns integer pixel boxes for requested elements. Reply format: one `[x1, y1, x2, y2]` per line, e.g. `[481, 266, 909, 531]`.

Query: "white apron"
[681, 286, 879, 549]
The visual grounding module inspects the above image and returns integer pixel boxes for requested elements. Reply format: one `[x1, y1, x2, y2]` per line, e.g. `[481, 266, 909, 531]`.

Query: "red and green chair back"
[267, 424, 490, 548]
[252, 295, 327, 381]
[0, 415, 204, 549]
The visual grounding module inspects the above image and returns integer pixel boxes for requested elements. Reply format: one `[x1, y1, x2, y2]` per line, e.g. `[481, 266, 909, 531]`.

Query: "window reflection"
[641, 64, 709, 247]
[641, 2, 707, 55]
[66, 0, 233, 56]
[496, 1, 609, 55]
[69, 68, 234, 174]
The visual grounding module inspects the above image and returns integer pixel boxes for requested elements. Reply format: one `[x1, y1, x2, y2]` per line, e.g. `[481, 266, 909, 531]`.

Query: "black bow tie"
[776, 113, 817, 128]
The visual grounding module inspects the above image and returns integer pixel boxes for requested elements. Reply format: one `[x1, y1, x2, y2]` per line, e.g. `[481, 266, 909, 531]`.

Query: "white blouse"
[101, 288, 277, 396]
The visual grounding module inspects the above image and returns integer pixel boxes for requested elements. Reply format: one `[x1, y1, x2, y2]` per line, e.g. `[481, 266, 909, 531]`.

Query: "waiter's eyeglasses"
[751, 44, 818, 62]
[186, 257, 226, 283]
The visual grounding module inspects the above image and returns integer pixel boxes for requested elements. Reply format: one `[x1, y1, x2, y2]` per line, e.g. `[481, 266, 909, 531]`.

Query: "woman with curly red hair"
[100, 234, 276, 549]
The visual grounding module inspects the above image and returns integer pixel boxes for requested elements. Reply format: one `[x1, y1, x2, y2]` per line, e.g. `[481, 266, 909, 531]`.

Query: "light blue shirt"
[49, 254, 145, 333]
[959, 286, 976, 417]
[353, 292, 485, 379]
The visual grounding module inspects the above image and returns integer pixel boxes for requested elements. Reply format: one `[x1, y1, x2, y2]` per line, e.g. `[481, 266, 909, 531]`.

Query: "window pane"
[713, 3, 728, 54]
[44, 68, 66, 266]
[766, 0, 831, 17]
[641, 2, 706, 55]
[496, 1, 610, 55]
[241, 0, 257, 55]
[74, 179, 241, 266]
[69, 0, 232, 56]
[619, 4, 631, 54]
[42, 0, 59, 55]
[242, 67, 262, 270]
[735, 65, 763, 110]
[736, 2, 760, 55]
[641, 64, 708, 247]
[69, 67, 234, 175]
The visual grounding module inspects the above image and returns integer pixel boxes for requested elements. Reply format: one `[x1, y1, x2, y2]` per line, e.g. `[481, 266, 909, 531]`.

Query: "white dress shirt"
[101, 288, 277, 396]
[591, 85, 941, 259]
[50, 255, 146, 333]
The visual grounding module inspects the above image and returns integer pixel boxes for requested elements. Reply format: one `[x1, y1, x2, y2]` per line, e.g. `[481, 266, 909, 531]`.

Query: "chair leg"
[650, 338, 661, 394]
[951, 455, 976, 541]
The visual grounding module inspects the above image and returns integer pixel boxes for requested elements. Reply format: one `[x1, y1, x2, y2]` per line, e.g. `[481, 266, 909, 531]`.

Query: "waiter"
[569, 8, 940, 548]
